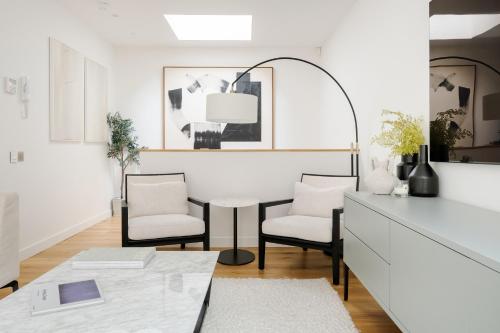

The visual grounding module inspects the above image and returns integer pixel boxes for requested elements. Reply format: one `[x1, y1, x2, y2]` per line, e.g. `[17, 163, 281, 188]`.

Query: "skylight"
[164, 15, 252, 41]
[430, 14, 500, 40]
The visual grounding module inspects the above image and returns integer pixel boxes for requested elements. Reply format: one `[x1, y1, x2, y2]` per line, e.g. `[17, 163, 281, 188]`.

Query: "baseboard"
[20, 210, 111, 261]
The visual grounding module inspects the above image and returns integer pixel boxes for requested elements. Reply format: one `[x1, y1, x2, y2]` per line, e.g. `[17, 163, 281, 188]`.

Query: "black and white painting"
[430, 65, 475, 147]
[163, 67, 273, 149]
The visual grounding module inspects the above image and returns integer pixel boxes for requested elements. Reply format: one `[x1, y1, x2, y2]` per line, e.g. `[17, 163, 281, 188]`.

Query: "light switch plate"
[10, 151, 18, 163]
[4, 77, 17, 94]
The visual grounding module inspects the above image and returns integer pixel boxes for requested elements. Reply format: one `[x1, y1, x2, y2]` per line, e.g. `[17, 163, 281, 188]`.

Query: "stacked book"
[72, 247, 156, 269]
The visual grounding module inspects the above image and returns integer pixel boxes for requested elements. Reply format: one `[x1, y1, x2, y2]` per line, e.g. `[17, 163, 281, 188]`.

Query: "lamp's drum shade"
[206, 93, 258, 124]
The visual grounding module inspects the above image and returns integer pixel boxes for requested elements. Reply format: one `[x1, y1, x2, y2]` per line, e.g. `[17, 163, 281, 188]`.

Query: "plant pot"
[112, 197, 122, 217]
[430, 144, 449, 162]
[409, 145, 439, 197]
[396, 153, 417, 180]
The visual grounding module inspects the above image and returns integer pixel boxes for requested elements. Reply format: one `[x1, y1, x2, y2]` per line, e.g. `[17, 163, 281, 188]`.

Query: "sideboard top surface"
[345, 191, 500, 273]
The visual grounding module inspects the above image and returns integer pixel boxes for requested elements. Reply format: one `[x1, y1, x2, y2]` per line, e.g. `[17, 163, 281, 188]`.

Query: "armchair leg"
[181, 243, 186, 249]
[332, 244, 340, 285]
[258, 238, 266, 270]
[344, 263, 349, 301]
[1, 280, 19, 292]
[203, 235, 210, 251]
[332, 209, 341, 285]
[302, 247, 308, 251]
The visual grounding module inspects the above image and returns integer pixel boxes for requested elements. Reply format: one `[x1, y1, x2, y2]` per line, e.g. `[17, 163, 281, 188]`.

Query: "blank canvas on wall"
[49, 38, 84, 142]
[85, 58, 108, 143]
[163, 67, 274, 150]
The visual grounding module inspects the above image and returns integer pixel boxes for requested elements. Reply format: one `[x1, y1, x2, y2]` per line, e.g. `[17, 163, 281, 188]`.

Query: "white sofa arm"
[0, 193, 20, 289]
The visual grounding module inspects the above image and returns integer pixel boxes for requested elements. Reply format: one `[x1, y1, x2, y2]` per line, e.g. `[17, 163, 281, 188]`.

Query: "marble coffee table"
[0, 251, 219, 333]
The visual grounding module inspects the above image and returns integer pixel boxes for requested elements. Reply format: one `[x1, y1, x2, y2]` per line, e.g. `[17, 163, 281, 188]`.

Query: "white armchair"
[122, 173, 210, 250]
[259, 173, 358, 285]
[0, 193, 19, 292]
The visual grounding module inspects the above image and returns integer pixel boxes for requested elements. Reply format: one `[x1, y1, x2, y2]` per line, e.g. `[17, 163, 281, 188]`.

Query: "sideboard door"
[390, 222, 500, 333]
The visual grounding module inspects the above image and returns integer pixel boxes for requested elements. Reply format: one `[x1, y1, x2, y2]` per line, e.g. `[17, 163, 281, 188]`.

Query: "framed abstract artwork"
[430, 65, 476, 147]
[163, 66, 274, 150]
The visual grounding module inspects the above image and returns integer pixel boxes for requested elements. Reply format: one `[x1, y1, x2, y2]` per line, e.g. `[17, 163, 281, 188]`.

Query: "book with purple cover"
[31, 279, 104, 316]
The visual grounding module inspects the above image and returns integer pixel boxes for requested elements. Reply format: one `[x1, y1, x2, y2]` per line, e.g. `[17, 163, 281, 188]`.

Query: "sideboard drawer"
[344, 230, 390, 307]
[344, 197, 390, 262]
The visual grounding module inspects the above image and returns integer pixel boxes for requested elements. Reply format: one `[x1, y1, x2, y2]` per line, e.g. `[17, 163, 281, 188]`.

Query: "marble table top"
[209, 198, 259, 208]
[0, 251, 219, 333]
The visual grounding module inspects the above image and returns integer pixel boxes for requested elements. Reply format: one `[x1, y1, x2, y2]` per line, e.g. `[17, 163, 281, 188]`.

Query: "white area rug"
[202, 278, 358, 333]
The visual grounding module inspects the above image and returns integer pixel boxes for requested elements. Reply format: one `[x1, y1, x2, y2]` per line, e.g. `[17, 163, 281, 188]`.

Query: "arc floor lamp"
[205, 56, 360, 177]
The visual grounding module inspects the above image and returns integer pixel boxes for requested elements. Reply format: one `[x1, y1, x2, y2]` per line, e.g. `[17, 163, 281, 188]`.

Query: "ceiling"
[430, 0, 500, 41]
[430, 0, 500, 16]
[57, 0, 356, 47]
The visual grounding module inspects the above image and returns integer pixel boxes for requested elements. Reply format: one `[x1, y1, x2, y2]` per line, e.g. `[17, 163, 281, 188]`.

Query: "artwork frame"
[162, 66, 274, 150]
[49, 38, 84, 142]
[84, 58, 108, 143]
[430, 64, 476, 148]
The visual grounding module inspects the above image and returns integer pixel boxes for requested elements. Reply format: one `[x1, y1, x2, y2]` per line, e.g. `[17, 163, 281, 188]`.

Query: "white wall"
[0, 0, 114, 259]
[320, 0, 430, 183]
[320, 0, 500, 213]
[115, 46, 327, 149]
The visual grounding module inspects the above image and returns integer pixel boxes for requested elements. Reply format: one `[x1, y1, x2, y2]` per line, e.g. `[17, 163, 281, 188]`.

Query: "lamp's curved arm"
[231, 56, 359, 144]
[430, 56, 500, 77]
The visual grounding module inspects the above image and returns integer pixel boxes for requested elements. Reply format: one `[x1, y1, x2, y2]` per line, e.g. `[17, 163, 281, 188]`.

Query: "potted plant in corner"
[106, 112, 142, 216]
[372, 110, 425, 180]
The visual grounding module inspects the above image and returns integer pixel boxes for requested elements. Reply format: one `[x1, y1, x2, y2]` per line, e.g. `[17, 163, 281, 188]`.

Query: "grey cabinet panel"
[345, 198, 390, 262]
[344, 230, 389, 306]
[390, 222, 500, 333]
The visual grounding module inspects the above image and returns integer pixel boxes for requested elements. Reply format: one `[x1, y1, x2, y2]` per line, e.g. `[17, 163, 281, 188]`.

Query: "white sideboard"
[344, 192, 500, 333]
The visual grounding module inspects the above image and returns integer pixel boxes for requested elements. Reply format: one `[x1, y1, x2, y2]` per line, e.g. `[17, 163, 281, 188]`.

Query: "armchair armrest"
[260, 198, 293, 209]
[331, 208, 343, 241]
[187, 197, 210, 240]
[258, 198, 293, 223]
[188, 197, 207, 207]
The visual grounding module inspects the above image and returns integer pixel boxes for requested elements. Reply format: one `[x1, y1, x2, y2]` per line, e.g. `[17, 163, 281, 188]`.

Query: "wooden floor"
[0, 217, 400, 333]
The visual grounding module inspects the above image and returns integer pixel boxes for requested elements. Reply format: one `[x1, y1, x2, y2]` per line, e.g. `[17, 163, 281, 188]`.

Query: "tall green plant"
[372, 110, 425, 156]
[106, 112, 141, 199]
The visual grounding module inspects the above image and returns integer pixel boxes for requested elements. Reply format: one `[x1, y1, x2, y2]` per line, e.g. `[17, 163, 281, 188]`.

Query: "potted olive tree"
[107, 112, 142, 216]
[372, 110, 425, 180]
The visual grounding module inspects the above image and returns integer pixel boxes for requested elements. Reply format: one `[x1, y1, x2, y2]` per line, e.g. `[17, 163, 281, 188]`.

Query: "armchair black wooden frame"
[258, 173, 359, 285]
[121, 173, 210, 250]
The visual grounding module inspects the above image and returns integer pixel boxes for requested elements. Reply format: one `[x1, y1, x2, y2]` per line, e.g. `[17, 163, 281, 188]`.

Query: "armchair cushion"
[289, 182, 349, 218]
[262, 214, 344, 243]
[128, 214, 205, 240]
[128, 181, 189, 218]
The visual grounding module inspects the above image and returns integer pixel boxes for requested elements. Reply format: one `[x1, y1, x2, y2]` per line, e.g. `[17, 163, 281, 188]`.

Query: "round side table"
[210, 198, 259, 265]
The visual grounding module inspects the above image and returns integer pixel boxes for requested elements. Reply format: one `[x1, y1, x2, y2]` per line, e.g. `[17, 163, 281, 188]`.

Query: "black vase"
[409, 145, 439, 197]
[396, 154, 417, 180]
